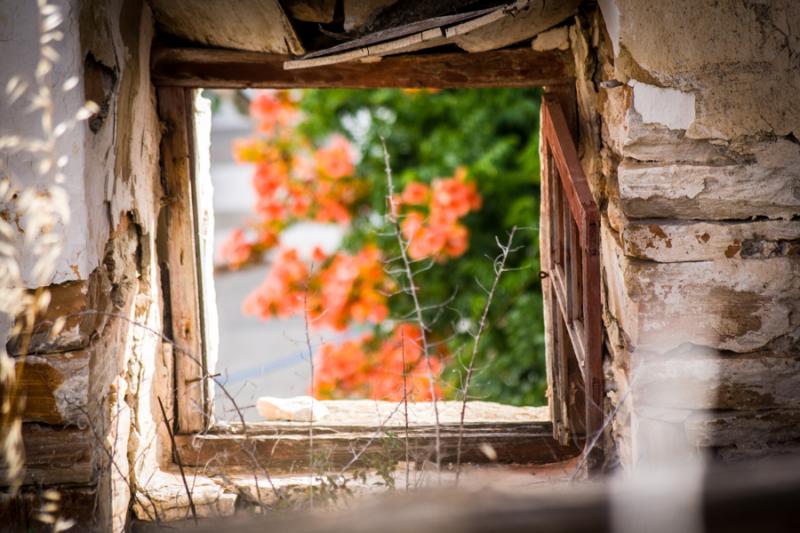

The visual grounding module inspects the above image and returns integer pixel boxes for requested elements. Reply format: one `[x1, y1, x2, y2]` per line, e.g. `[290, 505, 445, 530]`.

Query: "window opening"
[154, 81, 599, 473]
[206, 88, 549, 425]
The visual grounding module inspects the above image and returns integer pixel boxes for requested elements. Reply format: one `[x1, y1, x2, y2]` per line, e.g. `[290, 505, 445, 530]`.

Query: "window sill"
[174, 401, 577, 472]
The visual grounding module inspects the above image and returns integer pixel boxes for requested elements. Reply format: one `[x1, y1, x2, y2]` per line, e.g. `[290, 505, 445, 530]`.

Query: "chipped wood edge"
[284, 3, 518, 70]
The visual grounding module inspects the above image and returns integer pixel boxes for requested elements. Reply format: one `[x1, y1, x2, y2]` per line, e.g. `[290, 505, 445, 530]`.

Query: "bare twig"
[401, 329, 410, 492]
[67, 400, 161, 524]
[570, 371, 639, 480]
[380, 138, 442, 475]
[303, 278, 316, 507]
[336, 399, 405, 476]
[32, 309, 283, 505]
[454, 227, 518, 483]
[157, 396, 198, 525]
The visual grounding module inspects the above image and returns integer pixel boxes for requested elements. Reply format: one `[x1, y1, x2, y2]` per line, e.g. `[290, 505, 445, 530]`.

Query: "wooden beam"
[157, 87, 207, 433]
[0, 424, 94, 486]
[151, 47, 573, 89]
[149, 0, 304, 55]
[174, 420, 578, 471]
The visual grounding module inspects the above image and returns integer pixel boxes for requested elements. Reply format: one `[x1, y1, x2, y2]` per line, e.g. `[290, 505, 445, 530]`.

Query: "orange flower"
[311, 246, 327, 263]
[219, 229, 252, 268]
[314, 335, 372, 397]
[243, 248, 308, 318]
[314, 134, 355, 179]
[291, 153, 316, 182]
[444, 223, 469, 257]
[400, 211, 425, 241]
[315, 199, 351, 224]
[314, 245, 392, 330]
[431, 173, 480, 219]
[400, 182, 429, 205]
[395, 170, 481, 261]
[312, 324, 445, 401]
[232, 138, 271, 163]
[287, 183, 311, 217]
[249, 90, 298, 136]
[407, 226, 446, 261]
[252, 160, 288, 195]
[255, 197, 287, 222]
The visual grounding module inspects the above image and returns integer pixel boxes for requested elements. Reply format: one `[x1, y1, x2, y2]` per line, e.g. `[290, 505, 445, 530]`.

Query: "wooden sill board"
[173, 401, 577, 471]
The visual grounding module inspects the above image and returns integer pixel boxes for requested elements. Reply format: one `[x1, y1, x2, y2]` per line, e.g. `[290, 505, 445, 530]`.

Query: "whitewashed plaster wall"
[0, 0, 100, 286]
[587, 0, 800, 469]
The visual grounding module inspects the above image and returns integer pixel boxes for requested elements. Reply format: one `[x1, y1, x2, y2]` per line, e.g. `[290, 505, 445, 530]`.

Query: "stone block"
[617, 139, 800, 220]
[133, 470, 237, 522]
[620, 220, 800, 262]
[601, 223, 800, 353]
[18, 350, 90, 425]
[7, 277, 107, 355]
[621, 107, 737, 164]
[632, 351, 800, 411]
[532, 26, 569, 51]
[611, 0, 800, 139]
[684, 409, 800, 449]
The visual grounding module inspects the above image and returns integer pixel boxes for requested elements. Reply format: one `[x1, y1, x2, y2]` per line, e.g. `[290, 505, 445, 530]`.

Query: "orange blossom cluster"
[220, 90, 364, 269]
[314, 324, 444, 401]
[395, 167, 482, 262]
[242, 245, 393, 332]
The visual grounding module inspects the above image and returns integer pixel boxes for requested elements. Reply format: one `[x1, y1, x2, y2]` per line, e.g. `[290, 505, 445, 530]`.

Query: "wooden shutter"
[540, 95, 603, 469]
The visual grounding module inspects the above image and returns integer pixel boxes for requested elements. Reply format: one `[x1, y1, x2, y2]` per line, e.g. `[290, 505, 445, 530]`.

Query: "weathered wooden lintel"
[151, 47, 574, 89]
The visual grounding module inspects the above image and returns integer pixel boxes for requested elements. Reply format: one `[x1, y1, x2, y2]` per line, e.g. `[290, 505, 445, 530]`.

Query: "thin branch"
[401, 329, 410, 492]
[33, 309, 283, 505]
[381, 138, 442, 475]
[303, 280, 316, 508]
[570, 371, 639, 480]
[455, 226, 518, 483]
[157, 396, 198, 525]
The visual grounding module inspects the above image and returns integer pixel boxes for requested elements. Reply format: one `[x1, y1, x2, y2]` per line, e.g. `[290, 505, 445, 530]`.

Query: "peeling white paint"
[630, 81, 695, 131]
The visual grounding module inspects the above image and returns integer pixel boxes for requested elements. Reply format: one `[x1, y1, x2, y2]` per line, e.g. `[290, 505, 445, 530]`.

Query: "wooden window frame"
[153, 46, 601, 471]
[157, 87, 209, 433]
[540, 94, 604, 470]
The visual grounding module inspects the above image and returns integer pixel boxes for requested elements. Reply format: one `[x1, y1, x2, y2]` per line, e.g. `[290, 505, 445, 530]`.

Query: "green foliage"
[299, 88, 546, 406]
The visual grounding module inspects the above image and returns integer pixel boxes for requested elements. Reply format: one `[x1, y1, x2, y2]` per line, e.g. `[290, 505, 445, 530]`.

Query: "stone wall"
[581, 0, 800, 468]
[1, 0, 168, 529]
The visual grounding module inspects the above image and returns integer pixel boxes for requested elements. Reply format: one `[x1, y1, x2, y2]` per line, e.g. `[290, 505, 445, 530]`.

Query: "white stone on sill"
[256, 395, 330, 422]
